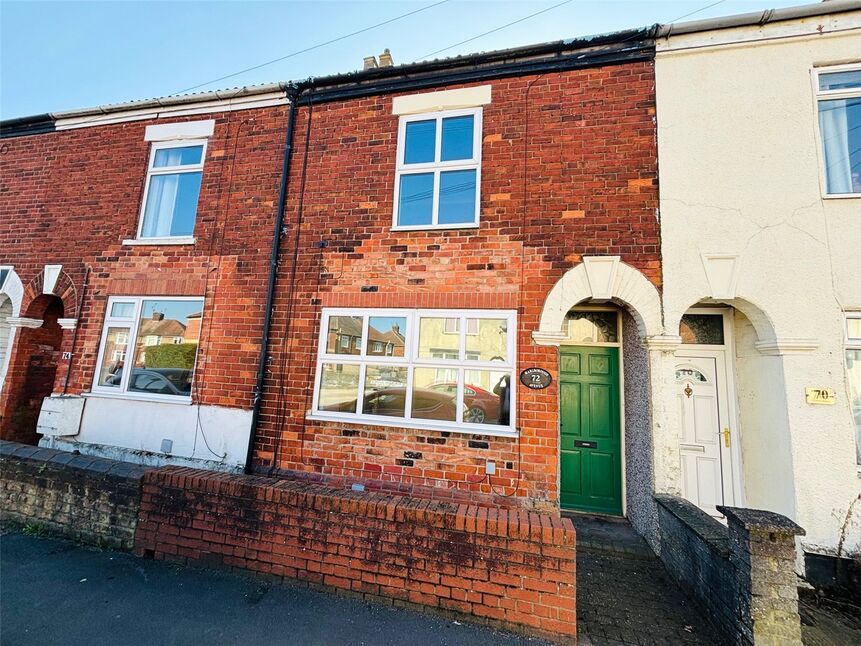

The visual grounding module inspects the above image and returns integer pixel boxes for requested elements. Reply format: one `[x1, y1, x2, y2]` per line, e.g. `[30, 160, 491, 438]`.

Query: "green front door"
[559, 345, 622, 515]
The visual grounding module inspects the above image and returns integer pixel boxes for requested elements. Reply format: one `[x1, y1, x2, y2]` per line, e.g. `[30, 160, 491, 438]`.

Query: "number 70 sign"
[805, 387, 835, 405]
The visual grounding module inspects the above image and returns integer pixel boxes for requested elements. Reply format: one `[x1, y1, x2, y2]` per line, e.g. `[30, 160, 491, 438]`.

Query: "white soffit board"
[583, 256, 621, 301]
[43, 264, 62, 295]
[145, 119, 215, 141]
[392, 85, 492, 115]
[701, 254, 740, 300]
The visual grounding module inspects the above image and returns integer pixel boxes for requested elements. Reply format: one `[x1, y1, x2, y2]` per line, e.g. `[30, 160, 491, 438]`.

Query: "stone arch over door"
[533, 256, 663, 344]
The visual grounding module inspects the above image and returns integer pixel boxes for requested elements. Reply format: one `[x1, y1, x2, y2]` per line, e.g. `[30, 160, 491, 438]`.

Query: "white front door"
[675, 351, 736, 516]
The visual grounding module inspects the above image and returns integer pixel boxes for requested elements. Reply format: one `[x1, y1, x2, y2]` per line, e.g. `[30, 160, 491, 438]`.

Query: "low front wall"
[655, 494, 805, 645]
[135, 466, 577, 640]
[0, 440, 145, 549]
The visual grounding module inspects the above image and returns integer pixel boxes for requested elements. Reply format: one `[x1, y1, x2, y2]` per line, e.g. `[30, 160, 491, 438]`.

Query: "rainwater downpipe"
[245, 85, 302, 474]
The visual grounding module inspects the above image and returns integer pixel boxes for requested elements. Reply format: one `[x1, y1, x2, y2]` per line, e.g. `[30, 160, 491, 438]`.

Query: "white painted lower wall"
[37, 395, 251, 472]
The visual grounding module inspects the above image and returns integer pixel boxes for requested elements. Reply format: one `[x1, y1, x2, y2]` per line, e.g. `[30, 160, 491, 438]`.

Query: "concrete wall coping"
[654, 494, 730, 557]
[717, 505, 806, 536]
[0, 440, 147, 481]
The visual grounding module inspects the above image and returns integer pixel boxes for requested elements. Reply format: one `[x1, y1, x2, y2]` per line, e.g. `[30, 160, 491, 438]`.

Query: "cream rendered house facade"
[654, 2, 861, 562]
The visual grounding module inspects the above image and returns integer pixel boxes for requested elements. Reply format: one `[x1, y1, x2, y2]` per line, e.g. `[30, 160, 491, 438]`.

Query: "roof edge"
[1, 82, 291, 138]
[655, 0, 861, 38]
[1, 27, 654, 136]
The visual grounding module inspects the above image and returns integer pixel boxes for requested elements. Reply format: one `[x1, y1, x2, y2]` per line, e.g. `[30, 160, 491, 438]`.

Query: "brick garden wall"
[253, 60, 660, 508]
[0, 440, 145, 549]
[0, 103, 289, 439]
[135, 466, 577, 640]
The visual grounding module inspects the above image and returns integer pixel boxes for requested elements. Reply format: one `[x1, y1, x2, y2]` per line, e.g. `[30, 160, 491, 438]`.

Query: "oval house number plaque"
[520, 368, 552, 390]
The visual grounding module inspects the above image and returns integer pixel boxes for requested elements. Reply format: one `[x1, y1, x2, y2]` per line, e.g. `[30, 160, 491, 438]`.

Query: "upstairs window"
[815, 65, 861, 196]
[394, 108, 482, 229]
[138, 141, 206, 239]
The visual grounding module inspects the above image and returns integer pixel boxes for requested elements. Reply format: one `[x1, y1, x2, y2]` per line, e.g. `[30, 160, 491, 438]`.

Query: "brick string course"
[135, 466, 577, 641]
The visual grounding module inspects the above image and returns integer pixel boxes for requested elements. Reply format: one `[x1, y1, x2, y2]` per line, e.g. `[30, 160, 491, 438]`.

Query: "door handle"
[722, 428, 731, 448]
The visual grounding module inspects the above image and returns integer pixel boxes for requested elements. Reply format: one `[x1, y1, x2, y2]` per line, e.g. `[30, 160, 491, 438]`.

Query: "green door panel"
[560, 452, 583, 496]
[588, 384, 613, 439]
[559, 345, 622, 516]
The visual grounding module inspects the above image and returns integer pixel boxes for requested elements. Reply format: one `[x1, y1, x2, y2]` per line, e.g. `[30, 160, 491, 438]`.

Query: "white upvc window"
[845, 313, 861, 466]
[136, 140, 207, 241]
[813, 64, 861, 197]
[393, 108, 482, 230]
[311, 308, 516, 436]
[91, 296, 204, 403]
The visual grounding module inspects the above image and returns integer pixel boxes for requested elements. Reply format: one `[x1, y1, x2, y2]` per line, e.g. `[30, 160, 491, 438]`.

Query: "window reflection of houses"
[136, 312, 188, 364]
[367, 322, 405, 357]
[326, 316, 405, 357]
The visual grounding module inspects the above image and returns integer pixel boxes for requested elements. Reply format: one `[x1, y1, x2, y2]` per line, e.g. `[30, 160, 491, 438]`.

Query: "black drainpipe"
[245, 84, 302, 474]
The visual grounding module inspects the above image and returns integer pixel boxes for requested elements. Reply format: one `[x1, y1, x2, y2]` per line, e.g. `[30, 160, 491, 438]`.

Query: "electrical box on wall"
[36, 395, 84, 437]
[160, 439, 173, 454]
[485, 460, 496, 475]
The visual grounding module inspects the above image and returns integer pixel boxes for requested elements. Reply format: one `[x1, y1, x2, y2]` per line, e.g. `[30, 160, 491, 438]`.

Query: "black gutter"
[244, 85, 300, 474]
[0, 113, 56, 138]
[299, 25, 654, 93]
[298, 39, 653, 105]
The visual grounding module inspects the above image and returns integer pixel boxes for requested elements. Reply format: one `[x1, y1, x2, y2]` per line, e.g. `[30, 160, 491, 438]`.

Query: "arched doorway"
[2, 294, 64, 445]
[670, 299, 797, 522]
[534, 256, 664, 546]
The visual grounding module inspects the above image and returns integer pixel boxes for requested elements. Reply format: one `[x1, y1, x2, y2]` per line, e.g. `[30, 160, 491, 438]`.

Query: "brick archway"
[0, 294, 66, 444]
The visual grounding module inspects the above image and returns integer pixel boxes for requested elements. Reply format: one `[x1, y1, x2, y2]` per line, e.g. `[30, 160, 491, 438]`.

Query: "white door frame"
[675, 307, 745, 509]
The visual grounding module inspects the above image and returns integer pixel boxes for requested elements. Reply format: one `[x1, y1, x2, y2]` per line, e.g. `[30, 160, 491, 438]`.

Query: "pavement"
[567, 515, 727, 646]
[0, 532, 552, 646]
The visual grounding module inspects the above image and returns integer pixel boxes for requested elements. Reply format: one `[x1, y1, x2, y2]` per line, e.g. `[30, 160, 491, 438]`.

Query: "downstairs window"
[312, 309, 516, 435]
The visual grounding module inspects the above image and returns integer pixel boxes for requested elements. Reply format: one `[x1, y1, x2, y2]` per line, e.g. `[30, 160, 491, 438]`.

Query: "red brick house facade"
[0, 87, 291, 466]
[249, 31, 662, 519]
[1, 28, 664, 531]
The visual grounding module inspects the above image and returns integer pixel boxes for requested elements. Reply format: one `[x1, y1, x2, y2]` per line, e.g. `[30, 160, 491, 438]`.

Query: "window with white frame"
[92, 297, 204, 400]
[313, 309, 515, 433]
[138, 141, 206, 239]
[845, 313, 861, 466]
[393, 108, 482, 229]
[815, 65, 861, 196]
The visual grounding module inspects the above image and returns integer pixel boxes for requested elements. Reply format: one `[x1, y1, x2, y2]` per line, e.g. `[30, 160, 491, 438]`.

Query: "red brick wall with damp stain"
[134, 466, 577, 639]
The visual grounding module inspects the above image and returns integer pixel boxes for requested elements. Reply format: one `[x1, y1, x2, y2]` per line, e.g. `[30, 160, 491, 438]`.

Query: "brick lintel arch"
[22, 266, 78, 322]
[533, 256, 663, 345]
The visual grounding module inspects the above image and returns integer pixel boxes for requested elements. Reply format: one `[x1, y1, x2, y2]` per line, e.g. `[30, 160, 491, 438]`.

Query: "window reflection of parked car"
[104, 368, 192, 396]
[321, 388, 456, 421]
[428, 382, 500, 424]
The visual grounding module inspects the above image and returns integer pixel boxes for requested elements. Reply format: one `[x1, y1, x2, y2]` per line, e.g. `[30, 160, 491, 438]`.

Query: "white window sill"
[306, 412, 517, 438]
[83, 391, 193, 406]
[822, 193, 861, 200]
[391, 223, 479, 232]
[123, 236, 196, 246]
